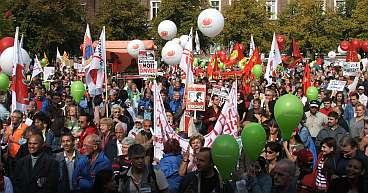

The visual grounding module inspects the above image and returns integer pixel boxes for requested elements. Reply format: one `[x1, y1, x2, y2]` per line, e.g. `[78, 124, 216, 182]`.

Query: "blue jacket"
[344, 103, 355, 123]
[298, 124, 318, 167]
[159, 153, 183, 193]
[72, 151, 112, 193]
[169, 100, 182, 114]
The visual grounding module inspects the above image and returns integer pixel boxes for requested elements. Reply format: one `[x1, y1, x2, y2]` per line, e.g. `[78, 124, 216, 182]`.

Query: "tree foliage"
[10, 0, 84, 57]
[151, 0, 210, 50]
[0, 0, 14, 37]
[94, 0, 149, 40]
[220, 0, 273, 52]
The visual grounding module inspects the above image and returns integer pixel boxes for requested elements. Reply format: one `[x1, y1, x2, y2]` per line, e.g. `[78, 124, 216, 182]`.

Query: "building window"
[209, 0, 220, 11]
[150, 1, 161, 20]
[335, 0, 346, 14]
[266, 0, 277, 20]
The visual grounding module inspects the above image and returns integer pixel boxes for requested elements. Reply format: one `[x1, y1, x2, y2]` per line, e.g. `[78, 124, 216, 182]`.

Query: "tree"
[220, 0, 273, 53]
[10, 0, 84, 57]
[0, 0, 14, 37]
[151, 0, 210, 50]
[94, 0, 149, 40]
[350, 0, 368, 39]
[276, 0, 345, 57]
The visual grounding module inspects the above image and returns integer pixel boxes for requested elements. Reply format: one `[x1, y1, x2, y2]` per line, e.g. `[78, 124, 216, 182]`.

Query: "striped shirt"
[315, 158, 328, 190]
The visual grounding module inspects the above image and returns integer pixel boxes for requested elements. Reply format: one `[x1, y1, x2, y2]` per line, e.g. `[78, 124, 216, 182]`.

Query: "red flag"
[303, 63, 311, 95]
[289, 38, 303, 68]
[243, 48, 262, 76]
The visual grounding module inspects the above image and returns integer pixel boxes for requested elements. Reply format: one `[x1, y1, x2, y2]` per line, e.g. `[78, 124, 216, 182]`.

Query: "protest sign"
[327, 80, 347, 91]
[186, 84, 206, 111]
[138, 50, 157, 76]
[343, 62, 360, 76]
[43, 67, 55, 80]
[210, 85, 230, 105]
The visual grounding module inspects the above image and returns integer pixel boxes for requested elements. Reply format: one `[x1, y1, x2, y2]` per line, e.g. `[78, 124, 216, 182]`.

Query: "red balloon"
[0, 37, 14, 54]
[340, 40, 350, 51]
[361, 41, 368, 53]
[276, 35, 286, 50]
[350, 39, 361, 50]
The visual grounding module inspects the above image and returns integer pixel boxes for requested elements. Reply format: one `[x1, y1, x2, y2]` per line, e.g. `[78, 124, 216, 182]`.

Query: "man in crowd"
[316, 111, 347, 151]
[72, 134, 111, 193]
[271, 159, 297, 193]
[55, 133, 80, 193]
[78, 112, 97, 153]
[118, 143, 169, 193]
[305, 100, 328, 141]
[105, 122, 127, 161]
[13, 133, 59, 193]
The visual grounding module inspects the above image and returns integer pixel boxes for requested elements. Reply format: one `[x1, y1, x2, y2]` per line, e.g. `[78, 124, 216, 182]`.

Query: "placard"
[327, 80, 347, 91]
[138, 50, 157, 76]
[43, 67, 55, 80]
[343, 62, 360, 76]
[186, 84, 206, 111]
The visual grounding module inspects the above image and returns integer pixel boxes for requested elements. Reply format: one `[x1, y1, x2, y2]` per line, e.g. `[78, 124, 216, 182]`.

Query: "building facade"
[81, 0, 346, 22]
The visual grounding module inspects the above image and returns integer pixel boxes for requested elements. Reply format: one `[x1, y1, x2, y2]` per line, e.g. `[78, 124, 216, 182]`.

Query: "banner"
[343, 62, 360, 76]
[43, 67, 55, 80]
[186, 84, 206, 111]
[327, 80, 347, 91]
[138, 50, 157, 76]
[210, 85, 230, 105]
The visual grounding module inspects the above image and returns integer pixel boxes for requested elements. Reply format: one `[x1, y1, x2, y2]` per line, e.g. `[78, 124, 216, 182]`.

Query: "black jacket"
[13, 151, 59, 193]
[105, 138, 118, 161]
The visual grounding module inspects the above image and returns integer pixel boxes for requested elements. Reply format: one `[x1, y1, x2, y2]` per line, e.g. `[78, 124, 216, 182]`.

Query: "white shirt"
[117, 139, 123, 156]
[359, 93, 368, 106]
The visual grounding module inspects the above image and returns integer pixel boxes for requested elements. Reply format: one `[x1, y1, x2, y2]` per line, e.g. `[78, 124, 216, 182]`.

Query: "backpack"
[118, 164, 160, 193]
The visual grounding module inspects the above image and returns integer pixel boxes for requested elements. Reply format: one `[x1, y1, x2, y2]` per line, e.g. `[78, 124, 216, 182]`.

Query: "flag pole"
[103, 26, 109, 118]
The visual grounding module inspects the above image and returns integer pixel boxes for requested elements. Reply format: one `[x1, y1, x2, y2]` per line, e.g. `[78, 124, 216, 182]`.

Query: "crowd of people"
[0, 59, 367, 193]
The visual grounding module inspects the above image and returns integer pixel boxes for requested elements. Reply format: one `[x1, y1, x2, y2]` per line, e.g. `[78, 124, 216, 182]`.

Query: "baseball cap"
[309, 100, 320, 108]
[358, 86, 364, 90]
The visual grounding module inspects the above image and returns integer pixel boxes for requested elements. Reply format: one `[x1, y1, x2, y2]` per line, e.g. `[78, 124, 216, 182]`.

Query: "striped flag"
[11, 27, 28, 112]
[86, 27, 106, 96]
[82, 24, 93, 68]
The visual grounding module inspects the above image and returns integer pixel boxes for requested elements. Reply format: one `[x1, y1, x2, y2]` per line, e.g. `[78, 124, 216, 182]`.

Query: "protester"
[271, 159, 297, 193]
[316, 111, 347, 151]
[13, 133, 59, 193]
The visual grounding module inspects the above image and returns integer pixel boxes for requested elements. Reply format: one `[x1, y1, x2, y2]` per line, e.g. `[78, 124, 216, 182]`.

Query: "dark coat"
[54, 151, 81, 193]
[104, 138, 118, 161]
[13, 152, 59, 193]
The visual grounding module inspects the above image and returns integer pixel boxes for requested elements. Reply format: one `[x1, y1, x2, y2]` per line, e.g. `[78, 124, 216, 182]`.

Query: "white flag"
[56, 47, 64, 70]
[31, 55, 43, 79]
[195, 30, 200, 53]
[264, 33, 282, 86]
[249, 34, 255, 57]
[85, 27, 106, 96]
[179, 28, 194, 84]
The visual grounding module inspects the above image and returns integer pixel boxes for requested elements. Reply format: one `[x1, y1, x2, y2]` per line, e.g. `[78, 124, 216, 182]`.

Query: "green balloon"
[211, 134, 240, 180]
[71, 81, 86, 103]
[0, 73, 9, 91]
[274, 94, 304, 141]
[306, 86, 319, 101]
[41, 58, 47, 67]
[241, 123, 266, 161]
[218, 62, 225, 70]
[251, 64, 263, 78]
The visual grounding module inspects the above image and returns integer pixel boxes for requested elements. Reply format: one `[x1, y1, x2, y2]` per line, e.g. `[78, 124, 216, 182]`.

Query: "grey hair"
[115, 122, 128, 133]
[85, 134, 102, 146]
[276, 159, 296, 177]
[121, 137, 137, 146]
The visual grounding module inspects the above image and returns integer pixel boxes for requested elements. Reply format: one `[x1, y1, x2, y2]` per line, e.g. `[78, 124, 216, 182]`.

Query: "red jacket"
[320, 107, 332, 116]
[79, 126, 97, 153]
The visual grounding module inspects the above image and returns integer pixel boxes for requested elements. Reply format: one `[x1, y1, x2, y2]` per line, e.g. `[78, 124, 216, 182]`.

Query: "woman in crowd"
[349, 103, 366, 138]
[328, 158, 367, 193]
[159, 138, 183, 193]
[264, 141, 283, 174]
[99, 118, 115, 150]
[244, 157, 272, 193]
[313, 137, 337, 192]
[179, 134, 205, 176]
[267, 120, 281, 143]
[203, 95, 221, 133]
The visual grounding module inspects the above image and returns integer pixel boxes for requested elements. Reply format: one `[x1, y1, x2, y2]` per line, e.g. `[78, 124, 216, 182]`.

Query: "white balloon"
[127, 40, 145, 58]
[179, 35, 189, 47]
[337, 46, 347, 54]
[161, 42, 183, 65]
[197, 8, 224, 38]
[328, 51, 336, 59]
[172, 38, 181, 45]
[0, 46, 31, 75]
[158, 20, 177, 40]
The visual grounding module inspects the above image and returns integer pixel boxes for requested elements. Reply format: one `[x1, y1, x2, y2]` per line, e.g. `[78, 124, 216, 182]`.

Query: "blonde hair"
[100, 117, 113, 127]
